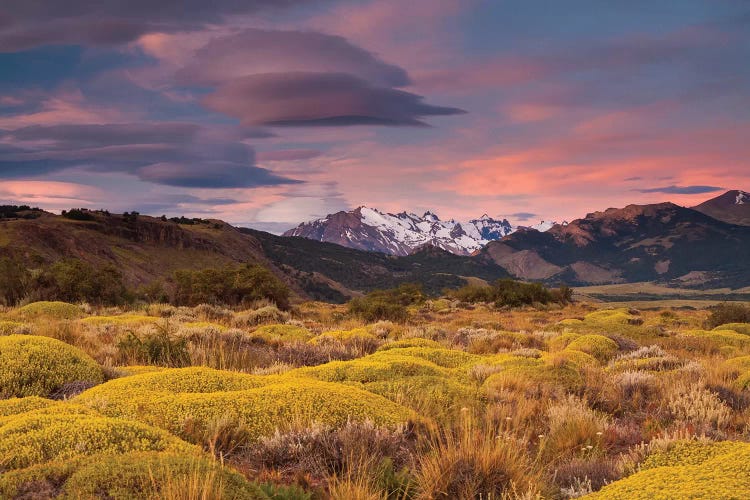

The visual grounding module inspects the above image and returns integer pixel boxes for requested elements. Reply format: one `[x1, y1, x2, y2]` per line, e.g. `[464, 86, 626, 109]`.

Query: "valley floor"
[1, 298, 750, 498]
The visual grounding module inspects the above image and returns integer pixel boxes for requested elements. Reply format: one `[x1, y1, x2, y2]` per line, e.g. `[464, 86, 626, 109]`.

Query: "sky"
[1, 0, 748, 232]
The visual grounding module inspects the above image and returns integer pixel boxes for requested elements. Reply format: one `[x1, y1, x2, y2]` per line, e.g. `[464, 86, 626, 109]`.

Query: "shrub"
[566, 335, 619, 363]
[587, 441, 750, 499]
[80, 314, 159, 326]
[482, 357, 583, 397]
[447, 278, 569, 307]
[32, 259, 129, 305]
[0, 320, 28, 335]
[682, 329, 750, 349]
[0, 396, 56, 417]
[378, 338, 443, 351]
[293, 352, 450, 384]
[0, 451, 271, 499]
[173, 264, 291, 309]
[73, 368, 415, 443]
[0, 335, 104, 397]
[713, 323, 750, 336]
[234, 305, 291, 327]
[0, 257, 30, 306]
[67, 452, 270, 499]
[705, 303, 750, 329]
[61, 208, 94, 221]
[116, 324, 191, 367]
[348, 283, 424, 323]
[0, 406, 197, 470]
[251, 324, 313, 344]
[15, 301, 83, 320]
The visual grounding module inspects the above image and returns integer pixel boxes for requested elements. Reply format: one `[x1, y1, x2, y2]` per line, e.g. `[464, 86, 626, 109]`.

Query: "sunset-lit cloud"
[0, 0, 748, 230]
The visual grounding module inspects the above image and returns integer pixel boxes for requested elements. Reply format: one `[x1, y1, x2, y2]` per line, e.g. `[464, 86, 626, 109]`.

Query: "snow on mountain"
[736, 190, 749, 205]
[283, 206, 550, 256]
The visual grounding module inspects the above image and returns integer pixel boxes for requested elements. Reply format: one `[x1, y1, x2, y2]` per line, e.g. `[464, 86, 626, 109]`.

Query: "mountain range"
[0, 190, 748, 302]
[283, 206, 560, 256]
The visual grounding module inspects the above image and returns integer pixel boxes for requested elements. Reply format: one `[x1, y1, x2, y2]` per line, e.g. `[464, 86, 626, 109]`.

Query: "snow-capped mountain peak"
[736, 191, 749, 205]
[284, 206, 524, 256]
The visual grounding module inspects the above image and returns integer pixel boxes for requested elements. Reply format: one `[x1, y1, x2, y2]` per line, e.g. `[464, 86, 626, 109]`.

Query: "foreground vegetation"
[1, 294, 750, 498]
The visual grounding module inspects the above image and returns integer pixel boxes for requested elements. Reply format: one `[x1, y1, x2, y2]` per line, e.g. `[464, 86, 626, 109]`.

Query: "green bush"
[32, 259, 129, 305]
[0, 335, 104, 397]
[0, 257, 30, 306]
[448, 279, 570, 307]
[705, 303, 750, 329]
[173, 264, 290, 309]
[348, 283, 424, 322]
[116, 324, 191, 367]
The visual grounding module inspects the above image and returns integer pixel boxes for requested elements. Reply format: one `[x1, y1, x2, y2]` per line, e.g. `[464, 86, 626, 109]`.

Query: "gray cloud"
[0, 1, 323, 51]
[203, 72, 465, 127]
[0, 122, 298, 188]
[634, 185, 724, 194]
[510, 212, 537, 221]
[177, 29, 410, 88]
[256, 149, 322, 162]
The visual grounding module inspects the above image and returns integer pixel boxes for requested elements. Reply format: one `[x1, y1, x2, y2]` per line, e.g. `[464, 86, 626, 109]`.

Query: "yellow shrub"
[483, 357, 583, 396]
[565, 334, 619, 363]
[112, 365, 168, 377]
[682, 329, 750, 348]
[0, 451, 268, 499]
[251, 323, 313, 343]
[0, 335, 104, 397]
[73, 368, 415, 442]
[293, 354, 449, 383]
[0, 406, 197, 470]
[309, 327, 376, 344]
[548, 332, 581, 351]
[722, 355, 750, 373]
[585, 441, 750, 499]
[584, 309, 635, 325]
[16, 301, 83, 320]
[377, 338, 444, 351]
[182, 321, 228, 331]
[65, 451, 268, 499]
[0, 320, 28, 335]
[0, 397, 55, 417]
[713, 323, 750, 336]
[83, 366, 269, 393]
[549, 349, 599, 368]
[558, 318, 585, 327]
[372, 346, 481, 369]
[363, 375, 478, 419]
[80, 314, 159, 326]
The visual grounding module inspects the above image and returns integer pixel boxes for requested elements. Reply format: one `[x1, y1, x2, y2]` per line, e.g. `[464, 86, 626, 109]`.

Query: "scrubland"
[1, 297, 750, 499]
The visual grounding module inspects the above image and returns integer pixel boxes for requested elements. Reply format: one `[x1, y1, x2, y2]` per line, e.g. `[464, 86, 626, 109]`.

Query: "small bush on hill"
[348, 283, 424, 322]
[61, 208, 95, 221]
[705, 303, 750, 329]
[33, 259, 129, 305]
[0, 257, 30, 306]
[173, 264, 291, 309]
[448, 279, 571, 307]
